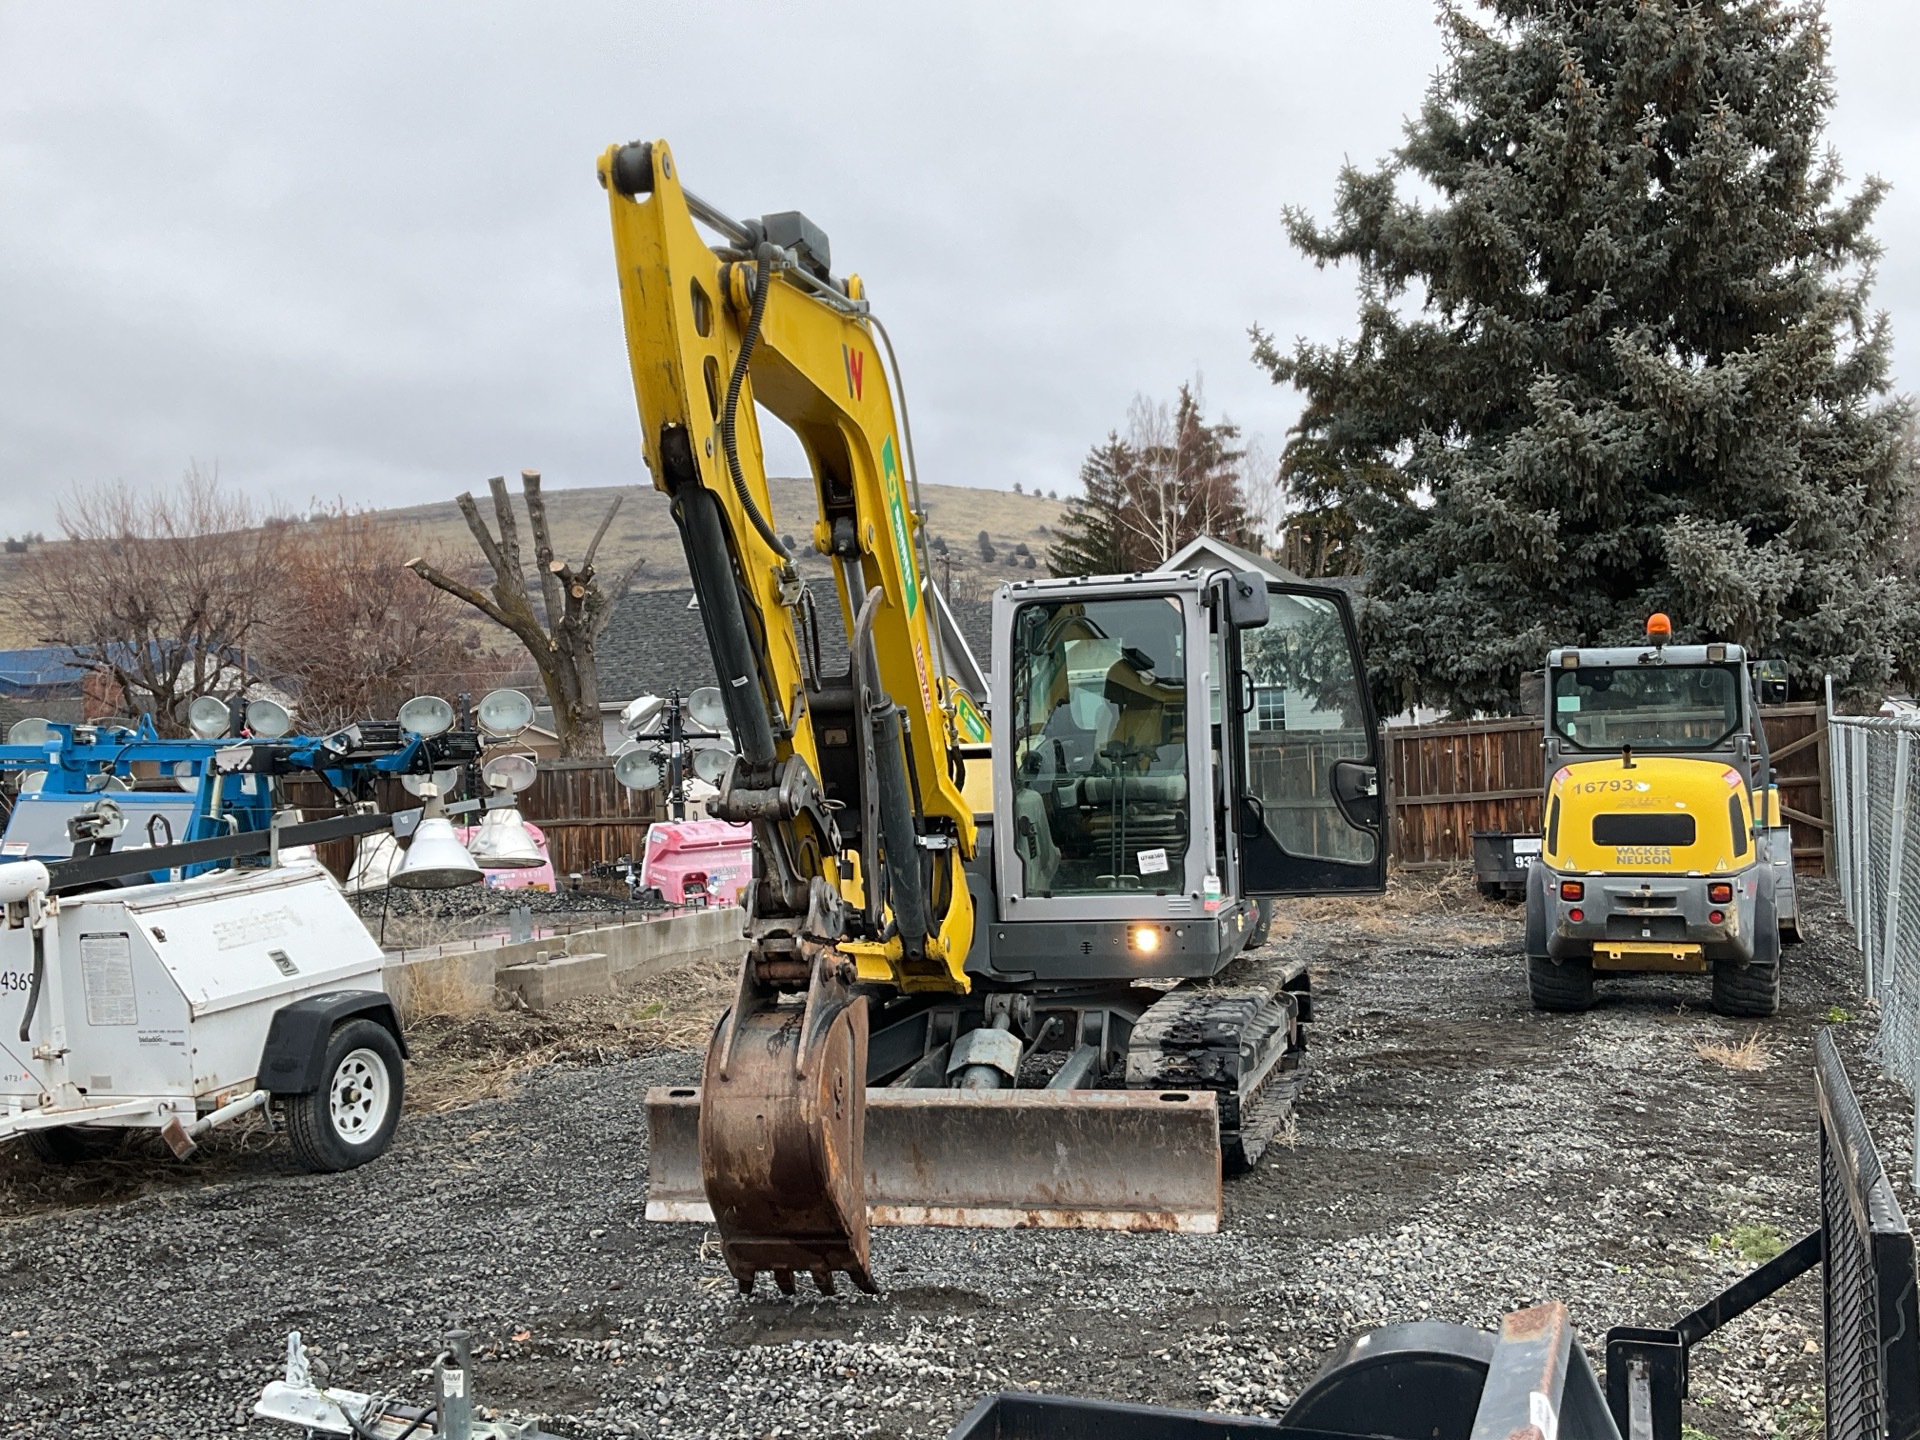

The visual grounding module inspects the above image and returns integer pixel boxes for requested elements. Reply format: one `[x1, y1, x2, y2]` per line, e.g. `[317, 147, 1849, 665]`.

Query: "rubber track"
[1123, 960, 1309, 1172]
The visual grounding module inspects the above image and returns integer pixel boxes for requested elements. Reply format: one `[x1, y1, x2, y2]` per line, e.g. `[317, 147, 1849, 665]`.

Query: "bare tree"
[16, 466, 290, 734]
[1111, 383, 1256, 567]
[1050, 381, 1257, 576]
[264, 506, 519, 731]
[407, 471, 642, 757]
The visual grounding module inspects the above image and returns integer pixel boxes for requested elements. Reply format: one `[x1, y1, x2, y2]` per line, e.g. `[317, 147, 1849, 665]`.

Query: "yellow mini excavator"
[599, 139, 1389, 1295]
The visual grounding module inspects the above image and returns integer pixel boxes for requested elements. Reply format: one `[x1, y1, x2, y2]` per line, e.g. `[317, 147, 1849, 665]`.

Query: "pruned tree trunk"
[407, 471, 643, 758]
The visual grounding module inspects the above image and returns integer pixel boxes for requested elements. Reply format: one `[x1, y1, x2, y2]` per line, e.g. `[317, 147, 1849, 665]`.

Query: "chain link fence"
[1831, 715, 1920, 1184]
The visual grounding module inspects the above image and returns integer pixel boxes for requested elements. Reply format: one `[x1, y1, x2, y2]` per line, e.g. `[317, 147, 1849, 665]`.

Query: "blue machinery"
[0, 711, 489, 892]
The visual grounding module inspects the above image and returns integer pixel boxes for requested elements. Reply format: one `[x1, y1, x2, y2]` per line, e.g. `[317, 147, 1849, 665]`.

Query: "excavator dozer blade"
[648, 1086, 1222, 1240]
[697, 992, 875, 1296]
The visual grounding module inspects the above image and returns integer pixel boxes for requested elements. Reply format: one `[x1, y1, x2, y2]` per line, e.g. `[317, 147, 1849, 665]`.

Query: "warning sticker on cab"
[1613, 845, 1672, 865]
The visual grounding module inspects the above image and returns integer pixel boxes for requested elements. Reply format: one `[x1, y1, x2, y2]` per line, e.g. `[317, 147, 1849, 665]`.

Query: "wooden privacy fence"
[1387, 701, 1833, 874]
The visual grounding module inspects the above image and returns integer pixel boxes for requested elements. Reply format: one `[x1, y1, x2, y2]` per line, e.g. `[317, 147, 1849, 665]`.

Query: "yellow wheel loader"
[599, 139, 1388, 1293]
[1526, 614, 1802, 1017]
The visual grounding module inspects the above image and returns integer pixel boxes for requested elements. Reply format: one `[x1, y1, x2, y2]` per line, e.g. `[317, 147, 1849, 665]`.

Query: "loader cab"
[980, 570, 1384, 983]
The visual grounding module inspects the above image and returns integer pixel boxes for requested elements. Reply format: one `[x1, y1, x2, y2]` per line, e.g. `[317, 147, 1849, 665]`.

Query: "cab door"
[1228, 583, 1387, 895]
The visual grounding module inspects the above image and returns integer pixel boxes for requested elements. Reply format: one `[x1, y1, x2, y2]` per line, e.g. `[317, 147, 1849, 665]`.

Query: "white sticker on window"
[1556, 695, 1581, 712]
[80, 933, 138, 1027]
[1137, 848, 1169, 875]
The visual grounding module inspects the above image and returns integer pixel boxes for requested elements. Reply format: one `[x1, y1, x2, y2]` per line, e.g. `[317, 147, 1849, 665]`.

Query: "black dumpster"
[1469, 830, 1539, 903]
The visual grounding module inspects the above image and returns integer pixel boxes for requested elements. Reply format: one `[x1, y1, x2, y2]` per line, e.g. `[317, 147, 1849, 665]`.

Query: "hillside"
[378, 475, 1068, 601]
[0, 477, 1069, 647]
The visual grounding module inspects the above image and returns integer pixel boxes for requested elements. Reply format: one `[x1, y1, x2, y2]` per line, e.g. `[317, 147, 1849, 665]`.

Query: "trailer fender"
[258, 991, 409, 1095]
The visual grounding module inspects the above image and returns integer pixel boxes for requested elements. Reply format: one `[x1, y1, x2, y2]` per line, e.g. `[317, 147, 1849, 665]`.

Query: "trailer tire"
[286, 1019, 405, 1173]
[1714, 895, 1782, 1019]
[24, 1126, 126, 1166]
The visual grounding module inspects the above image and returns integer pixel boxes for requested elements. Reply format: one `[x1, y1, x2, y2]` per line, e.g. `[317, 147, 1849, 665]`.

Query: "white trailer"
[0, 860, 406, 1169]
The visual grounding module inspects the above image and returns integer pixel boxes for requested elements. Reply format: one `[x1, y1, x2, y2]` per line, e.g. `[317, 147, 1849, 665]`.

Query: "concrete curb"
[382, 904, 744, 1016]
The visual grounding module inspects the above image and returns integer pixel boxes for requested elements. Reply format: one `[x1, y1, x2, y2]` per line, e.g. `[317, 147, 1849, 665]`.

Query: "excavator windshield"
[1008, 595, 1189, 896]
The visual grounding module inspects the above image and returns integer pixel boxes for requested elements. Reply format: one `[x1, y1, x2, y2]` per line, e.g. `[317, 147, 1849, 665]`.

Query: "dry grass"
[389, 961, 491, 1026]
[1695, 1026, 1773, 1072]
[403, 955, 737, 1114]
[1276, 866, 1517, 948]
[0, 1117, 283, 1223]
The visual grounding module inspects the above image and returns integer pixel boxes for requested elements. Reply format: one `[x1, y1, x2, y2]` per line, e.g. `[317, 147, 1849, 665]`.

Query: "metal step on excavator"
[598, 137, 1390, 1294]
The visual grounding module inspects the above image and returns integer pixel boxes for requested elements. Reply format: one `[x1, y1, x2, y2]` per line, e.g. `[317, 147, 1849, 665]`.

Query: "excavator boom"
[601, 139, 980, 1293]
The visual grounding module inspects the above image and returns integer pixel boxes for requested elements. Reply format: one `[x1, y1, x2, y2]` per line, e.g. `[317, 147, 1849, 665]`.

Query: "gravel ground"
[0, 875, 1906, 1440]
[351, 880, 655, 951]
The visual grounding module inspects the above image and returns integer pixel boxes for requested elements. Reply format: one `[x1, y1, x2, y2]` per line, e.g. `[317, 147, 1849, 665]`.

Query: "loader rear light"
[1708, 882, 1733, 904]
[1710, 910, 1725, 925]
[1568, 908, 1585, 923]
[1560, 881, 1585, 901]
[1130, 926, 1161, 954]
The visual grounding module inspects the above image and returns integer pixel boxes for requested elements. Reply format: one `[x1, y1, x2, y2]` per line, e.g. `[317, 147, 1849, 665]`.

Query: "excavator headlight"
[1130, 926, 1161, 954]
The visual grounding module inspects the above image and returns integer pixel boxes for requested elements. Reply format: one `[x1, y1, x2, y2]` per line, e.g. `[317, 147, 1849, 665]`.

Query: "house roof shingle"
[597, 587, 995, 704]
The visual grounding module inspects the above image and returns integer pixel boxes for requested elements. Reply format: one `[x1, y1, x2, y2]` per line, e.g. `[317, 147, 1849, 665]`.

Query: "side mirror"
[1223, 571, 1270, 631]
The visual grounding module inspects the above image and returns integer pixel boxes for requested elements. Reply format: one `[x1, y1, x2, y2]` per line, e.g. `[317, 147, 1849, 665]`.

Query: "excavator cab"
[984, 568, 1385, 981]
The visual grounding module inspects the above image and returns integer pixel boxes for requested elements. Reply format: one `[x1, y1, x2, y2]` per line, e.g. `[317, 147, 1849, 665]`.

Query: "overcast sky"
[2, 1, 1917, 538]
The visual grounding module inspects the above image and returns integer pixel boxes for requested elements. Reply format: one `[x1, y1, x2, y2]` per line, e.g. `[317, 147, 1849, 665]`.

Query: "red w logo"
[843, 345, 865, 402]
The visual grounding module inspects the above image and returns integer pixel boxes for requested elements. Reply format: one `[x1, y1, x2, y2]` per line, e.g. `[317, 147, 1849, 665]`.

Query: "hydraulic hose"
[720, 245, 790, 559]
[18, 925, 43, 1043]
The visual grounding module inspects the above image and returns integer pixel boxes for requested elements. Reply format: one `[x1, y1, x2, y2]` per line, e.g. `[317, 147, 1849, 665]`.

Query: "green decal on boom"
[954, 691, 987, 743]
[881, 435, 919, 617]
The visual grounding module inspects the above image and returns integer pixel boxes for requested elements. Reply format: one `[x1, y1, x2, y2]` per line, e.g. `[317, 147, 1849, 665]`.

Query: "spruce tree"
[1256, 0, 1917, 714]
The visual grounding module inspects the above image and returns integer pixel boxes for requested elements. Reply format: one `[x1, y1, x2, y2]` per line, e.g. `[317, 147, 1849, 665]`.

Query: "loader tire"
[1528, 951, 1595, 1012]
[1713, 894, 1781, 1019]
[24, 1126, 125, 1166]
[287, 1018, 405, 1173]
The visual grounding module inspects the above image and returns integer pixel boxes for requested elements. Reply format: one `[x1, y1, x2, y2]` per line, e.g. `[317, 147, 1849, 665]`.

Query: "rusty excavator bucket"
[697, 955, 877, 1295]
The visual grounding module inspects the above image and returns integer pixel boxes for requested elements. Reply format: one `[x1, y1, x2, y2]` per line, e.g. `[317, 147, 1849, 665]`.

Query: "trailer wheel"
[286, 1018, 405, 1173]
[24, 1126, 126, 1166]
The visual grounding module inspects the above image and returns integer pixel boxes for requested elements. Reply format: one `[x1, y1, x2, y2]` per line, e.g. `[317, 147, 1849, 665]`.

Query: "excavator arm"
[601, 138, 976, 990]
[599, 139, 979, 1292]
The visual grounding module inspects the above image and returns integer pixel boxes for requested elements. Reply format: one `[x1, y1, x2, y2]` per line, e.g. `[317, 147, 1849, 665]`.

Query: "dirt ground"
[0, 874, 1906, 1439]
